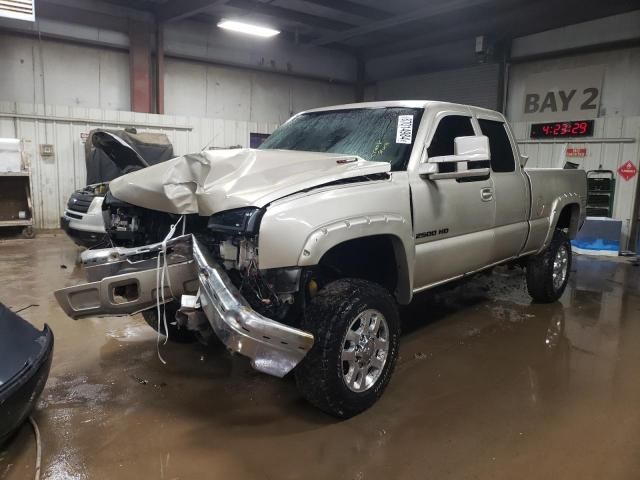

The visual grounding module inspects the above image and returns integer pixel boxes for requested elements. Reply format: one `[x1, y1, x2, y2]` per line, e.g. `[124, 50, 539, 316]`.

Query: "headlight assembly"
[207, 207, 264, 235]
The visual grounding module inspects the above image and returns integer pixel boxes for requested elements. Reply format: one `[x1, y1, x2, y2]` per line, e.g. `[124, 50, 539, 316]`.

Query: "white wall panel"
[0, 32, 355, 125]
[0, 102, 278, 229]
[513, 116, 640, 250]
[163, 19, 357, 83]
[507, 47, 640, 121]
[164, 58, 354, 124]
[0, 33, 130, 110]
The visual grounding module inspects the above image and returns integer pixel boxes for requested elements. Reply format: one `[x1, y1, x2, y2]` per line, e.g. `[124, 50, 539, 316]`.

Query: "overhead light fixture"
[217, 20, 280, 38]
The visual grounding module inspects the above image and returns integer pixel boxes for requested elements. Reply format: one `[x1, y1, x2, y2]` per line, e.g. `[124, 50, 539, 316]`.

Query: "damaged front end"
[54, 233, 314, 378]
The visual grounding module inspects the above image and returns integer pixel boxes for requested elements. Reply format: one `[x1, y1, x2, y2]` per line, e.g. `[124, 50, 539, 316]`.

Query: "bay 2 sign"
[522, 66, 603, 122]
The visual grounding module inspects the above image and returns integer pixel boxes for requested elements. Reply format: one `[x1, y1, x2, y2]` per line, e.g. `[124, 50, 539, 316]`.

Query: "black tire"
[295, 278, 400, 419]
[526, 229, 572, 303]
[141, 301, 196, 343]
[22, 226, 35, 239]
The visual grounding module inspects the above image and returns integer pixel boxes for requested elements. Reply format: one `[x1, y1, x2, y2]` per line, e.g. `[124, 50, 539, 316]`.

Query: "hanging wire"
[155, 215, 185, 364]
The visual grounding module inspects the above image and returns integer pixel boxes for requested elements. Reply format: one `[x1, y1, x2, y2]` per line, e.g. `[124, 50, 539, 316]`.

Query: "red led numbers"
[530, 120, 594, 139]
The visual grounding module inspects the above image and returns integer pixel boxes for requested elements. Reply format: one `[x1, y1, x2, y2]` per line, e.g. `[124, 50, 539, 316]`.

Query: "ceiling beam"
[298, 0, 390, 21]
[156, 0, 219, 23]
[226, 0, 357, 31]
[363, 0, 640, 59]
[308, 0, 497, 46]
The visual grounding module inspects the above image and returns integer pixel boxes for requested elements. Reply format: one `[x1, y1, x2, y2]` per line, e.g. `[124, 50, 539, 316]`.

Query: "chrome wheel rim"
[342, 309, 389, 393]
[552, 245, 569, 291]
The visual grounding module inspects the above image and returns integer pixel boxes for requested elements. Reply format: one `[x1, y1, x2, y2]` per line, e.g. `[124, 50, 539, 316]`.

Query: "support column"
[129, 20, 152, 113]
[156, 22, 165, 115]
[496, 40, 511, 114]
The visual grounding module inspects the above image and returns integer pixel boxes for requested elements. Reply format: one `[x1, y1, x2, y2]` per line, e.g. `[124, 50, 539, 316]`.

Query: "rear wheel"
[295, 278, 400, 418]
[526, 229, 572, 303]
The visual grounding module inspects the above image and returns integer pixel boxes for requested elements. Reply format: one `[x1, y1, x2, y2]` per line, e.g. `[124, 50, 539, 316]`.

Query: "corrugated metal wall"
[512, 117, 640, 250]
[0, 102, 278, 229]
[365, 64, 501, 111]
[0, 32, 357, 124]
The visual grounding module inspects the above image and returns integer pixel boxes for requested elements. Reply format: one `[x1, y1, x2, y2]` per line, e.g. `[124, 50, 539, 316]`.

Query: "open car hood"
[108, 148, 390, 215]
[92, 131, 149, 172]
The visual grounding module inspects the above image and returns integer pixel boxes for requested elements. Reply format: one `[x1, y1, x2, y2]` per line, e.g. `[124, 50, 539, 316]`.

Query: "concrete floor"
[1, 231, 639, 480]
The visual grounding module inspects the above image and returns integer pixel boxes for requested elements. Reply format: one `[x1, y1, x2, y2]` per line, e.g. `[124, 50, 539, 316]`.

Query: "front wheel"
[141, 301, 197, 343]
[526, 229, 572, 303]
[295, 278, 400, 418]
[22, 226, 35, 239]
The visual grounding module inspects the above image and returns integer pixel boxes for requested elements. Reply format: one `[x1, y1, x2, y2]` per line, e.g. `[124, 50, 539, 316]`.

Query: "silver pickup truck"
[55, 101, 587, 418]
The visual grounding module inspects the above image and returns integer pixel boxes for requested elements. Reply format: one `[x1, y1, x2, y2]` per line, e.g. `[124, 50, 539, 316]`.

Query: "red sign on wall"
[566, 147, 587, 157]
[618, 161, 637, 181]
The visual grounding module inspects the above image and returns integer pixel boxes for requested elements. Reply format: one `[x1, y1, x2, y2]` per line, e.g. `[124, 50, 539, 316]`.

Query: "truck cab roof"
[301, 100, 507, 122]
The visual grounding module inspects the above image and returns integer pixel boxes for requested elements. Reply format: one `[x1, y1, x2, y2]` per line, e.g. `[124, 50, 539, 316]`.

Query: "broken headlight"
[207, 207, 264, 235]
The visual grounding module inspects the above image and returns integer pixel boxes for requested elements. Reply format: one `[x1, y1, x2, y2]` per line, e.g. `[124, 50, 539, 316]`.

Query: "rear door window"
[478, 119, 515, 173]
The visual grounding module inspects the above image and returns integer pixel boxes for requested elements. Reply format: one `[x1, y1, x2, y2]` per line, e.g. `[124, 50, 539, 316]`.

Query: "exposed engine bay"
[102, 192, 305, 326]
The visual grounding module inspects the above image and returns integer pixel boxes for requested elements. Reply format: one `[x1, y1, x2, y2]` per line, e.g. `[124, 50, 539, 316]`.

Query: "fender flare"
[297, 214, 415, 304]
[539, 193, 582, 252]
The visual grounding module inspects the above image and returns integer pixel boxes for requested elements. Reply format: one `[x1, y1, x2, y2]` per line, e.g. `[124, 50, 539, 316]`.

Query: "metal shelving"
[0, 169, 34, 238]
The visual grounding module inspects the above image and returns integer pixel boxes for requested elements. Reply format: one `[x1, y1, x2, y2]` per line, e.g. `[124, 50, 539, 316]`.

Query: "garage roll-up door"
[366, 64, 501, 111]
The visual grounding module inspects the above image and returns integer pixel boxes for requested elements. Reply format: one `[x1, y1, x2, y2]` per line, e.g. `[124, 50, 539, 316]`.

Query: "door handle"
[480, 188, 493, 202]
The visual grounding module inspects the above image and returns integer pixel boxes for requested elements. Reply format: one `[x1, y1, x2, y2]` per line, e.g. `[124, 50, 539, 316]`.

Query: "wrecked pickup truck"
[55, 101, 587, 418]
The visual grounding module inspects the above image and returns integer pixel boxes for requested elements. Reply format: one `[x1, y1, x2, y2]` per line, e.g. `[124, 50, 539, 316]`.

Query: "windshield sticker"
[396, 115, 414, 144]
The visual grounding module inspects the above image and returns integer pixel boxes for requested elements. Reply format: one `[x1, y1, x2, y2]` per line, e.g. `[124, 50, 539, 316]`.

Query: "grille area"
[67, 192, 94, 213]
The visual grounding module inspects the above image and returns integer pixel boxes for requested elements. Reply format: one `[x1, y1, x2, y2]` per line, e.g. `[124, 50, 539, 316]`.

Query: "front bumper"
[61, 204, 108, 248]
[54, 235, 314, 377]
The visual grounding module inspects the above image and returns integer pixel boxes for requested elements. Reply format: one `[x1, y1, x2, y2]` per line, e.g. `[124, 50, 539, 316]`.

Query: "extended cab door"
[410, 110, 496, 291]
[475, 114, 530, 262]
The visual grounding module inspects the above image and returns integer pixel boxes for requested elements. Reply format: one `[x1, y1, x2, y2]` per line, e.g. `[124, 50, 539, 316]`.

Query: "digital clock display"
[530, 120, 594, 139]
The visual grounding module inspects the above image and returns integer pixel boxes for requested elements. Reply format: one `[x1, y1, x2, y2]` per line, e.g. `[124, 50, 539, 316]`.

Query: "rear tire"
[295, 278, 400, 419]
[526, 229, 572, 303]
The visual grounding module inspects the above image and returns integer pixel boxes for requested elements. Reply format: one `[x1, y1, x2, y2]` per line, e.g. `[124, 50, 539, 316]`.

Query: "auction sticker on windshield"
[396, 115, 414, 144]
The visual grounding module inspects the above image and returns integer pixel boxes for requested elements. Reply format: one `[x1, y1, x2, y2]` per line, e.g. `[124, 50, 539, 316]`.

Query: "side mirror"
[520, 154, 529, 167]
[419, 135, 491, 180]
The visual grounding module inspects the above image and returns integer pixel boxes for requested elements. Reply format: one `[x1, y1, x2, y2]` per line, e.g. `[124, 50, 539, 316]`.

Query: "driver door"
[410, 111, 496, 291]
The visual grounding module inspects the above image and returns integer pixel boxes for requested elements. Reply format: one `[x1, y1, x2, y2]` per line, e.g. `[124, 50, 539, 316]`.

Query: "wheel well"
[317, 235, 400, 297]
[556, 203, 580, 238]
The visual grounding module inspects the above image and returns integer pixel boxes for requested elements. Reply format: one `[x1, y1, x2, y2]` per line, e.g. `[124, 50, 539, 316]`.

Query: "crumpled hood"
[108, 148, 390, 215]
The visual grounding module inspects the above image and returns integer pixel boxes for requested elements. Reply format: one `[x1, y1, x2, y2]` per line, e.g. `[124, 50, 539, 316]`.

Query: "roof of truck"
[302, 100, 503, 118]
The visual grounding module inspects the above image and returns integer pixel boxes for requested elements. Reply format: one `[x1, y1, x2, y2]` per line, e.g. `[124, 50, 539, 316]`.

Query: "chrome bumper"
[54, 234, 314, 377]
[54, 235, 198, 317]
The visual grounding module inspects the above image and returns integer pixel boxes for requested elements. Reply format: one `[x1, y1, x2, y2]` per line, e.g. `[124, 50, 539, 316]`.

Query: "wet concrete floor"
[1, 231, 639, 479]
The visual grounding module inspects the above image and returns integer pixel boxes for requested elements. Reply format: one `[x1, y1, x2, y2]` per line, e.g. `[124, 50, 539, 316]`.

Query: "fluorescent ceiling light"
[217, 20, 280, 38]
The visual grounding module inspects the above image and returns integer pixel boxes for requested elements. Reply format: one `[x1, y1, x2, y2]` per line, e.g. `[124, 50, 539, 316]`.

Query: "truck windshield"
[259, 107, 424, 171]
